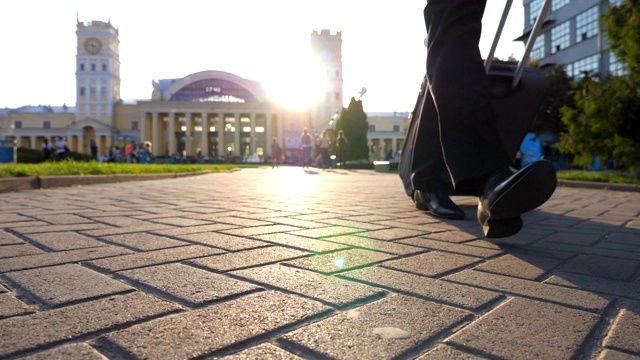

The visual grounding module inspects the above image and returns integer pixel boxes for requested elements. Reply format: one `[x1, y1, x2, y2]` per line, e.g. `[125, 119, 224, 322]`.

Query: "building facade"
[0, 20, 409, 162]
[367, 112, 408, 161]
[522, 0, 625, 78]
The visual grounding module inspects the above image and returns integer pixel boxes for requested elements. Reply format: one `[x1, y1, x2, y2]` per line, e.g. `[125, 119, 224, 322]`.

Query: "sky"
[0, 0, 526, 113]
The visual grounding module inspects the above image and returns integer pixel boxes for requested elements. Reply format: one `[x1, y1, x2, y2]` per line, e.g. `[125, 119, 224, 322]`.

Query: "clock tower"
[75, 19, 120, 124]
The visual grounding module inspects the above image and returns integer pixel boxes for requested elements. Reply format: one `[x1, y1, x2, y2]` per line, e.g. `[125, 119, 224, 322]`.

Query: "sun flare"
[263, 54, 327, 110]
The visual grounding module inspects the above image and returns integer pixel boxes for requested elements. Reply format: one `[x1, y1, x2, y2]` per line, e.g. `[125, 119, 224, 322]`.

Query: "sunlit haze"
[1, 0, 525, 112]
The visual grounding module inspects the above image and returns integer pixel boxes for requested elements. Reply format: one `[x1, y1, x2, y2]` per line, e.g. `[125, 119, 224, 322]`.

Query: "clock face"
[84, 37, 102, 55]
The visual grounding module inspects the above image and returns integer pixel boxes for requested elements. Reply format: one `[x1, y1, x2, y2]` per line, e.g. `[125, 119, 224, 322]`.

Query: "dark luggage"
[399, 0, 552, 197]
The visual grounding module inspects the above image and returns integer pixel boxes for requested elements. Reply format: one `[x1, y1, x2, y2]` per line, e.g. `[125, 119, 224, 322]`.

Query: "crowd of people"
[294, 127, 349, 170]
[99, 141, 154, 163]
[41, 137, 154, 163]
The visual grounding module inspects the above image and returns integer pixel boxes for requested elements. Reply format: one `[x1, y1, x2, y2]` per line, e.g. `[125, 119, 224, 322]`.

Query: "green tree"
[556, 0, 640, 171]
[334, 97, 369, 161]
[605, 0, 640, 79]
[558, 75, 640, 170]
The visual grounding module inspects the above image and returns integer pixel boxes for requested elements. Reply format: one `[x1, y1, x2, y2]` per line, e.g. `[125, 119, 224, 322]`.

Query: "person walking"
[319, 131, 331, 169]
[271, 136, 283, 169]
[335, 130, 348, 168]
[405, 0, 556, 238]
[300, 128, 312, 170]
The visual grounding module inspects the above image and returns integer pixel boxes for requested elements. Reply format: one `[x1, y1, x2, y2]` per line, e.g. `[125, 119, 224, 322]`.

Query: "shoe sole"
[479, 161, 557, 224]
[481, 216, 523, 238]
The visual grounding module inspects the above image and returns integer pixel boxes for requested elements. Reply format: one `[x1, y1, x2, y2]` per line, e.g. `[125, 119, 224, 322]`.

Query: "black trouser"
[411, 0, 511, 192]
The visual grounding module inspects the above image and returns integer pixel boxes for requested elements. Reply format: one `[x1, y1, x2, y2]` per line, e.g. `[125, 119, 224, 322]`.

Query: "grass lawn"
[556, 170, 639, 184]
[0, 161, 259, 178]
[1, 161, 638, 185]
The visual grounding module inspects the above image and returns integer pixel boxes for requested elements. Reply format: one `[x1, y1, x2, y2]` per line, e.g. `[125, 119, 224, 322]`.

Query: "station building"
[0, 20, 363, 161]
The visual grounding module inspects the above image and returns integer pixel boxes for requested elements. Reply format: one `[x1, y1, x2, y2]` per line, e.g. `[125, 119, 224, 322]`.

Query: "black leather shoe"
[477, 160, 557, 237]
[414, 190, 465, 220]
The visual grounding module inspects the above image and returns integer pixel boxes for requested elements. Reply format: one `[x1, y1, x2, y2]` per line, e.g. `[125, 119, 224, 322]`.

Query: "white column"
[265, 113, 272, 155]
[249, 113, 256, 156]
[185, 112, 193, 156]
[139, 112, 147, 143]
[152, 112, 160, 156]
[201, 112, 209, 157]
[30, 136, 37, 150]
[78, 134, 84, 154]
[218, 113, 224, 157]
[168, 112, 176, 156]
[276, 113, 284, 149]
[233, 113, 240, 158]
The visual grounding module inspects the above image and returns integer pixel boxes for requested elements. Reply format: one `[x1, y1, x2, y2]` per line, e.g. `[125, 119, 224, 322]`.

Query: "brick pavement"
[0, 167, 639, 359]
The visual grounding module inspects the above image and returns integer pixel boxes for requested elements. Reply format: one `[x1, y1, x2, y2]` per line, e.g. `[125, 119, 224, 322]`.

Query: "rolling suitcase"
[399, 0, 552, 197]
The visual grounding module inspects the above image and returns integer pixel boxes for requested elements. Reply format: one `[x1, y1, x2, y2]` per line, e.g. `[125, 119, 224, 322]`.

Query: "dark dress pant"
[410, 0, 512, 192]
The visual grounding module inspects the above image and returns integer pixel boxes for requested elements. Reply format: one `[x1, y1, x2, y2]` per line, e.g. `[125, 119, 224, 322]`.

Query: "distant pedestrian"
[55, 137, 69, 160]
[319, 131, 331, 169]
[300, 128, 312, 170]
[42, 138, 53, 161]
[336, 130, 349, 168]
[90, 139, 98, 161]
[271, 136, 282, 169]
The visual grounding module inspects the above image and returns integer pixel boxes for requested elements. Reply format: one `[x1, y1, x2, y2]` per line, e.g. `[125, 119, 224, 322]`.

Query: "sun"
[262, 53, 328, 110]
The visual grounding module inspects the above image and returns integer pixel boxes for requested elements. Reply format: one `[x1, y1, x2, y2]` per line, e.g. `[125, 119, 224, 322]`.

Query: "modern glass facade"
[522, 0, 627, 79]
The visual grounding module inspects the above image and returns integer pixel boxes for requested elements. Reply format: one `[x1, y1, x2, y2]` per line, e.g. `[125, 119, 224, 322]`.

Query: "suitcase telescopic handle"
[484, 0, 552, 88]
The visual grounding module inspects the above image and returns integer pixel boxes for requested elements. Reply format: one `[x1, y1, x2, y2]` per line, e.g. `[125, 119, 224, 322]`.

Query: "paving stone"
[92, 216, 159, 227]
[149, 223, 239, 236]
[0, 229, 24, 245]
[213, 216, 275, 227]
[287, 226, 365, 239]
[279, 294, 472, 359]
[145, 216, 213, 227]
[382, 251, 482, 278]
[28, 214, 93, 225]
[444, 269, 610, 312]
[545, 272, 640, 301]
[176, 232, 270, 251]
[534, 240, 640, 260]
[191, 246, 310, 272]
[17, 342, 106, 360]
[474, 253, 564, 280]
[596, 349, 640, 360]
[0, 246, 132, 273]
[231, 264, 386, 308]
[339, 267, 501, 311]
[603, 301, 640, 355]
[221, 224, 302, 236]
[218, 343, 304, 359]
[0, 291, 182, 358]
[0, 292, 33, 319]
[285, 248, 396, 275]
[251, 233, 349, 253]
[0, 214, 33, 223]
[0, 244, 45, 258]
[451, 297, 600, 358]
[86, 245, 224, 272]
[415, 344, 485, 359]
[324, 235, 427, 255]
[98, 291, 332, 359]
[9, 223, 108, 235]
[100, 232, 188, 251]
[263, 217, 329, 229]
[81, 224, 176, 237]
[559, 254, 640, 281]
[356, 228, 430, 241]
[4, 264, 133, 307]
[25, 231, 106, 251]
[316, 218, 389, 230]
[117, 263, 260, 307]
[0, 221, 50, 229]
[423, 231, 479, 243]
[399, 237, 504, 258]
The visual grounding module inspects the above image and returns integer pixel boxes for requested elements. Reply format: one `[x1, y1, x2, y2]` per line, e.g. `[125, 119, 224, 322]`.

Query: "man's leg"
[423, 0, 512, 186]
[418, 0, 556, 237]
